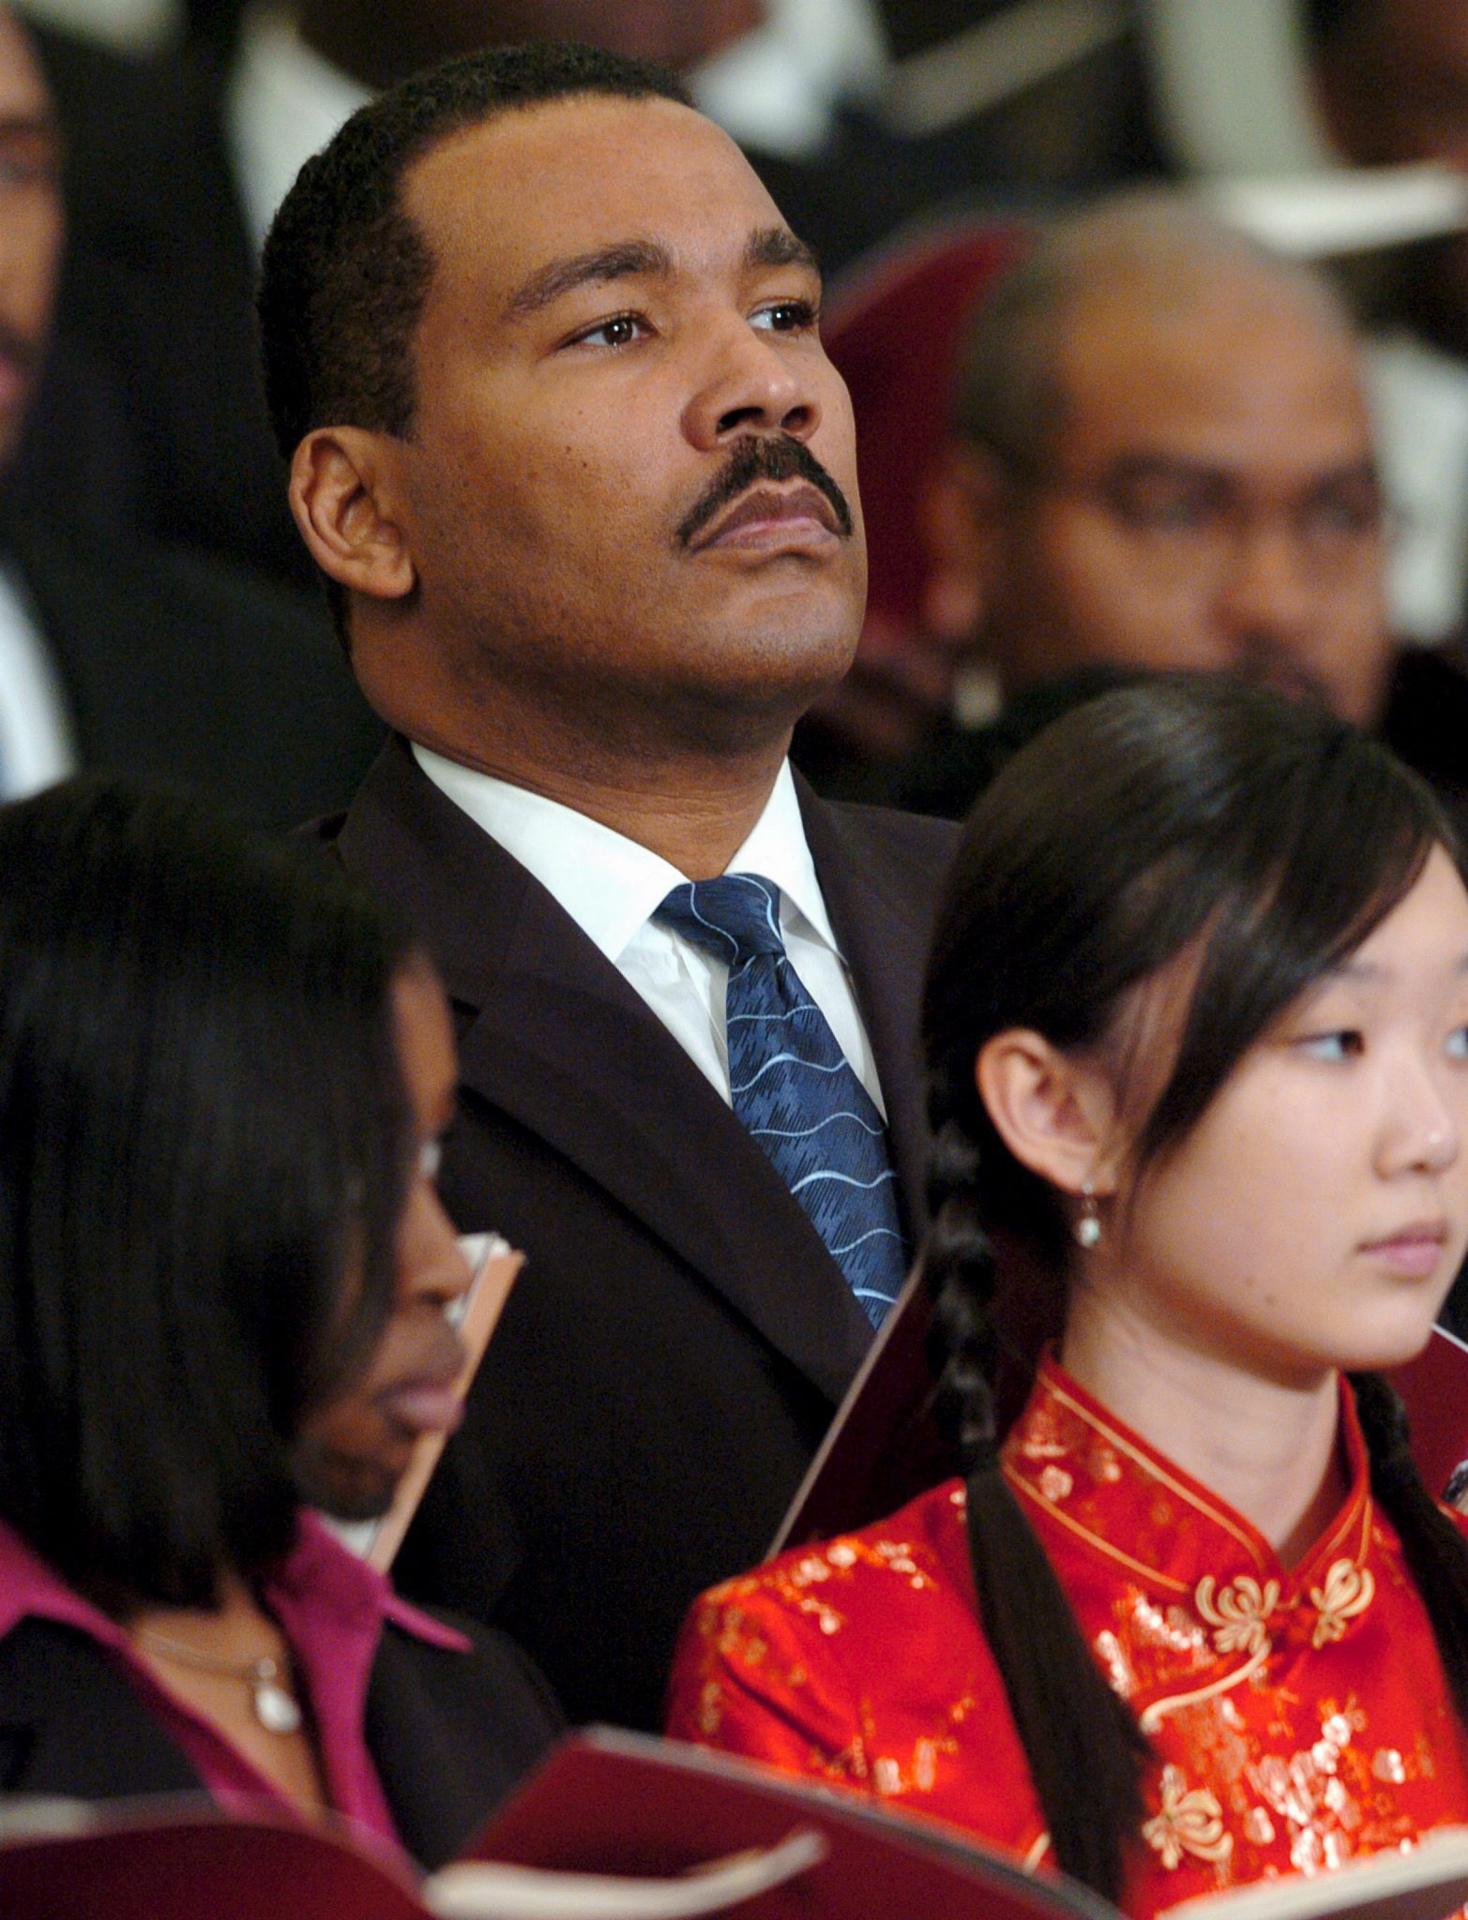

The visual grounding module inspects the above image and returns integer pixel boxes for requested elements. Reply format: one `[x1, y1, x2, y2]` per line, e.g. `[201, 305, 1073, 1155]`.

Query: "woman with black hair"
[667, 677, 1468, 1913]
[0, 778, 558, 1861]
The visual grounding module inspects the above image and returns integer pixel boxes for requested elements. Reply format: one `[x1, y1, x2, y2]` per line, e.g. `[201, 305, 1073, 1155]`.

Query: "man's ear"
[288, 426, 416, 603]
[917, 441, 1009, 645]
[975, 1028, 1121, 1200]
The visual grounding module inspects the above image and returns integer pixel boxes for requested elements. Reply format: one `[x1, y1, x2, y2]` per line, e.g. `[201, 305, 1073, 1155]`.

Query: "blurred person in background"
[0, 3, 380, 820]
[0, 778, 558, 1855]
[835, 195, 1468, 825]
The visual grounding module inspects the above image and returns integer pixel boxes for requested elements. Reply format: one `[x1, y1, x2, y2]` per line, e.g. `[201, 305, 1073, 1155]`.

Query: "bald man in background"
[885, 195, 1468, 823]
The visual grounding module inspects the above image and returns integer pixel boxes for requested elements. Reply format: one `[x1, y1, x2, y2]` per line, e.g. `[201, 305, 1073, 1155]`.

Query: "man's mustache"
[675, 434, 854, 549]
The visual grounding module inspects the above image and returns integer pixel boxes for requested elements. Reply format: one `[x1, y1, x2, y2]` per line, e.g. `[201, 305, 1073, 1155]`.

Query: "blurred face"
[981, 283, 1393, 727]
[374, 93, 864, 757]
[295, 966, 472, 1521]
[0, 10, 61, 471]
[1089, 847, 1468, 1388]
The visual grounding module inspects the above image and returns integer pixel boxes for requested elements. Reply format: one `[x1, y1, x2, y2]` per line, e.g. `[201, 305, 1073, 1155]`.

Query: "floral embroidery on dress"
[1187, 1558, 1374, 1660]
[870, 1735, 946, 1797]
[1310, 1560, 1375, 1648]
[1039, 1464, 1074, 1503]
[1195, 1575, 1281, 1656]
[1143, 1765, 1234, 1868]
[666, 1360, 1468, 1920]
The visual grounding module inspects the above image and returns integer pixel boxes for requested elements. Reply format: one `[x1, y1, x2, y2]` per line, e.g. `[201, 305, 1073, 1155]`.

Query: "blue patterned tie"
[656, 874, 906, 1327]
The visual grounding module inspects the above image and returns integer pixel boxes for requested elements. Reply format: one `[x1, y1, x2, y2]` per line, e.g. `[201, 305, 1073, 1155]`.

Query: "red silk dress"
[665, 1357, 1468, 1915]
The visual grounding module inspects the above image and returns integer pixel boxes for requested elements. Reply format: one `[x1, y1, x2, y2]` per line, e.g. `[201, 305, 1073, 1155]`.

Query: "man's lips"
[686, 481, 841, 553]
[1359, 1220, 1450, 1278]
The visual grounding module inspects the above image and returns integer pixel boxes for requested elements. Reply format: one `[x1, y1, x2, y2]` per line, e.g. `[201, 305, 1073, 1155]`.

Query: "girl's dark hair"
[0, 779, 417, 1614]
[920, 675, 1468, 1899]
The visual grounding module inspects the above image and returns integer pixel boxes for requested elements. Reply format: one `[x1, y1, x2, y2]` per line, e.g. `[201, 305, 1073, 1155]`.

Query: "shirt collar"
[0, 1515, 124, 1649]
[412, 745, 841, 966]
[266, 1514, 468, 1651]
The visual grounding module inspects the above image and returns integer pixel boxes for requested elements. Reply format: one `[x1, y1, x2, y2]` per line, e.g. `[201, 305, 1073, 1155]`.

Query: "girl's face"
[1092, 844, 1468, 1386]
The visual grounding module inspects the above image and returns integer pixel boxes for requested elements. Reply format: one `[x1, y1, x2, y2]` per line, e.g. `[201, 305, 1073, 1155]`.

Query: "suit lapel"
[337, 742, 873, 1406]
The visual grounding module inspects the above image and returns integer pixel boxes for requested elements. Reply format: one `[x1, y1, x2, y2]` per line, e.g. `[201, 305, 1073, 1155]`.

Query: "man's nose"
[1213, 518, 1317, 649]
[681, 314, 821, 449]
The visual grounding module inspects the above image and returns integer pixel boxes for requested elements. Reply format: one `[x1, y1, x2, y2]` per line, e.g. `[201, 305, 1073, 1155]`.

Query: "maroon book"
[6, 1731, 1468, 1920]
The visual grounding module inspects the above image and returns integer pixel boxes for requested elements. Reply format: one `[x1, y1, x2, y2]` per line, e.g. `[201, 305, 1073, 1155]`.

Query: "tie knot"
[656, 874, 786, 962]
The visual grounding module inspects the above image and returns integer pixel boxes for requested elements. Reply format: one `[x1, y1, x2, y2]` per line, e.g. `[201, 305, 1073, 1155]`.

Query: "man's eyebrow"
[504, 240, 673, 320]
[502, 227, 821, 323]
[1105, 452, 1240, 478]
[1104, 453, 1381, 487]
[745, 226, 821, 278]
[1304, 458, 1382, 491]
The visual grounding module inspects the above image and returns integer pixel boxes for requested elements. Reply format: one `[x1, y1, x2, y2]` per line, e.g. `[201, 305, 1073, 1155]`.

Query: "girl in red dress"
[666, 676, 1468, 1915]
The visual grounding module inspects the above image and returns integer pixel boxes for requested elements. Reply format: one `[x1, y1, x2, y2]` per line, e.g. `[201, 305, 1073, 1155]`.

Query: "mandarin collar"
[1001, 1355, 1374, 1606]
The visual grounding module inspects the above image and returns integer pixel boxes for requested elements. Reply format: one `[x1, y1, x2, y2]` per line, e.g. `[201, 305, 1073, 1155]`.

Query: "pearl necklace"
[132, 1625, 304, 1734]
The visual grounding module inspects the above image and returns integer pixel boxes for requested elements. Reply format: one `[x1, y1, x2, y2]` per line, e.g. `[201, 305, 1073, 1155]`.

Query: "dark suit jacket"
[0, 1611, 560, 1870]
[1, 511, 383, 830]
[324, 738, 957, 1731]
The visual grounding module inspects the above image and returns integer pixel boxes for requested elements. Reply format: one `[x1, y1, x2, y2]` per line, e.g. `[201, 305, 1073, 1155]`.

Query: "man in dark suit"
[0, 5, 381, 824]
[258, 43, 955, 1730]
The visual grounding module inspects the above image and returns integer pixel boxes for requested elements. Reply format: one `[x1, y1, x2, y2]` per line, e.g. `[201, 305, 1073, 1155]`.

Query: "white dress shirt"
[0, 565, 75, 800]
[413, 745, 886, 1117]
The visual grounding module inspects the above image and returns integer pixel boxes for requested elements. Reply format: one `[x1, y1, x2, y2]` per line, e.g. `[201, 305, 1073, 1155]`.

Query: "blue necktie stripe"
[656, 874, 906, 1328]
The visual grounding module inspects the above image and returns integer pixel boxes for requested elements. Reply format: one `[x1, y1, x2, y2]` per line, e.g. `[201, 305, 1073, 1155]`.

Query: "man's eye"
[1447, 1024, 1468, 1061]
[568, 314, 647, 349]
[1301, 487, 1386, 544]
[1110, 485, 1218, 534]
[751, 299, 818, 333]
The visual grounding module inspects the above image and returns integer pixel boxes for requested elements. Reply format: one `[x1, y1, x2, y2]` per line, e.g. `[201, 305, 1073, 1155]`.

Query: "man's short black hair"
[258, 41, 690, 466]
